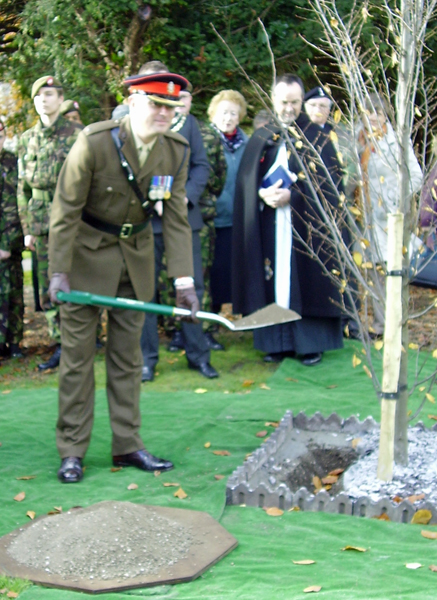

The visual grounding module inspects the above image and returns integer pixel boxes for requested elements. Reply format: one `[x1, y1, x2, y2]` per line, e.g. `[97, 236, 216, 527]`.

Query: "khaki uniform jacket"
[49, 116, 193, 302]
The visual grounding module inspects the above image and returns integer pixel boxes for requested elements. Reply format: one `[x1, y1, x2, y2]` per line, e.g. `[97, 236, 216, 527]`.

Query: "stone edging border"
[225, 411, 437, 523]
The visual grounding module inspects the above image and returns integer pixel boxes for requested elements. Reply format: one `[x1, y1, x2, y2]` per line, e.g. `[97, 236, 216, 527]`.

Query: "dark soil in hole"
[283, 444, 358, 496]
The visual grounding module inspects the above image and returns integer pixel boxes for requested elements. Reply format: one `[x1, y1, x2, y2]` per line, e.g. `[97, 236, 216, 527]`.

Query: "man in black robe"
[232, 74, 344, 366]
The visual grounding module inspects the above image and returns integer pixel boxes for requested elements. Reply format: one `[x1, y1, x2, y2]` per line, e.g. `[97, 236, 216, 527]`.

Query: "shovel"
[57, 291, 301, 332]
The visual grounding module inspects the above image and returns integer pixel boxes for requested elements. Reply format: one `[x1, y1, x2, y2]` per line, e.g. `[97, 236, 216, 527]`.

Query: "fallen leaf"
[53, 506, 62, 513]
[373, 513, 390, 521]
[26, 511, 36, 520]
[293, 559, 315, 565]
[411, 510, 432, 524]
[195, 388, 208, 394]
[426, 393, 435, 404]
[352, 354, 362, 368]
[174, 487, 188, 499]
[213, 450, 231, 456]
[256, 430, 268, 438]
[7, 592, 18, 599]
[2, 390, 11, 394]
[16, 475, 36, 480]
[264, 507, 283, 516]
[214, 474, 225, 480]
[421, 530, 437, 539]
[428, 415, 437, 421]
[154, 470, 161, 477]
[324, 484, 332, 491]
[374, 340, 383, 351]
[127, 483, 138, 490]
[406, 562, 423, 569]
[265, 421, 279, 428]
[419, 386, 426, 392]
[14, 492, 25, 502]
[312, 476, 323, 491]
[392, 495, 403, 504]
[429, 564, 437, 571]
[242, 379, 254, 387]
[433, 349, 437, 359]
[407, 493, 425, 503]
[110, 467, 122, 472]
[204, 442, 211, 448]
[322, 475, 338, 485]
[259, 383, 271, 390]
[304, 585, 322, 593]
[328, 468, 344, 476]
[285, 377, 299, 382]
[341, 546, 367, 552]
[362, 365, 372, 378]
[351, 438, 362, 449]
[163, 482, 180, 487]
[409, 343, 419, 350]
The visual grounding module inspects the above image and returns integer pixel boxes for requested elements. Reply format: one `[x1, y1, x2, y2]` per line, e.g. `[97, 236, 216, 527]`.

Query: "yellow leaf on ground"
[328, 468, 344, 476]
[204, 442, 211, 448]
[154, 470, 161, 476]
[426, 393, 435, 404]
[286, 377, 299, 382]
[195, 388, 208, 394]
[264, 507, 284, 516]
[322, 475, 338, 485]
[351, 438, 362, 449]
[406, 562, 423, 569]
[372, 513, 390, 521]
[429, 564, 437, 571]
[411, 510, 432, 524]
[421, 530, 437, 540]
[419, 386, 426, 392]
[265, 421, 279, 428]
[16, 475, 36, 480]
[374, 340, 383, 351]
[110, 467, 122, 472]
[2, 390, 11, 394]
[293, 559, 316, 565]
[213, 450, 231, 456]
[407, 493, 425, 503]
[256, 430, 268, 438]
[341, 546, 367, 552]
[288, 506, 301, 511]
[428, 415, 437, 421]
[409, 343, 419, 350]
[174, 487, 188, 499]
[352, 355, 362, 368]
[259, 383, 271, 390]
[26, 511, 36, 520]
[7, 592, 19, 599]
[304, 585, 322, 593]
[392, 495, 403, 504]
[214, 474, 225, 480]
[163, 482, 180, 487]
[242, 380, 254, 387]
[312, 476, 322, 491]
[14, 492, 25, 502]
[127, 483, 138, 490]
[363, 365, 372, 378]
[432, 349, 437, 359]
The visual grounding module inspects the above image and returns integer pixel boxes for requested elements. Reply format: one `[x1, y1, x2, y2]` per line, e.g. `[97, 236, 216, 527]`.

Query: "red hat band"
[129, 81, 181, 98]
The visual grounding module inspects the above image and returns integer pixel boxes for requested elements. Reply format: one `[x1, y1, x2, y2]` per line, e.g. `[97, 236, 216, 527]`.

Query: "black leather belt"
[81, 210, 148, 239]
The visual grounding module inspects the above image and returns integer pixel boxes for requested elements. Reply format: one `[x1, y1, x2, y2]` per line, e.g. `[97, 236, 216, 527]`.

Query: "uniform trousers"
[57, 264, 145, 459]
[0, 239, 24, 345]
[141, 231, 209, 368]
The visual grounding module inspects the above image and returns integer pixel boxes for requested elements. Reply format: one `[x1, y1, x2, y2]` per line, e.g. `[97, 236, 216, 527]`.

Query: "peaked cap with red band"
[123, 72, 189, 107]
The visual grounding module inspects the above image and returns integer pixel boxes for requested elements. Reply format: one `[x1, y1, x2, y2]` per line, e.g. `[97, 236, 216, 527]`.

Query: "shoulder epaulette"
[164, 129, 189, 146]
[83, 119, 121, 137]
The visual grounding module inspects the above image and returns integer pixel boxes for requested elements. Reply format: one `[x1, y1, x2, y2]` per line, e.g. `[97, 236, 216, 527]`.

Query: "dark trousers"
[141, 231, 209, 368]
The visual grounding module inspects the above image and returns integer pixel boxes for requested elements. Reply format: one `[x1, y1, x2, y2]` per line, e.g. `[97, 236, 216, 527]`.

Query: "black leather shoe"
[301, 352, 323, 366]
[58, 457, 83, 483]
[141, 365, 154, 382]
[113, 449, 173, 472]
[204, 332, 225, 351]
[188, 361, 219, 378]
[168, 330, 185, 352]
[38, 345, 61, 371]
[263, 352, 285, 363]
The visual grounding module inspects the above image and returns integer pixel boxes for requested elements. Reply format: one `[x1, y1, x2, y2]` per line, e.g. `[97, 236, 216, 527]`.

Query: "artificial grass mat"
[1, 342, 437, 599]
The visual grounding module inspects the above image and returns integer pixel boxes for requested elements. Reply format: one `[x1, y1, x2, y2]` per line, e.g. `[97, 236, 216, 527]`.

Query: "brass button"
[130, 199, 136, 205]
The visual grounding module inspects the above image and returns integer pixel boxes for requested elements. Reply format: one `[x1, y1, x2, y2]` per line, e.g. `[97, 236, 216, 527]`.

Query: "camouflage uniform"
[0, 148, 24, 346]
[17, 115, 82, 339]
[197, 122, 227, 313]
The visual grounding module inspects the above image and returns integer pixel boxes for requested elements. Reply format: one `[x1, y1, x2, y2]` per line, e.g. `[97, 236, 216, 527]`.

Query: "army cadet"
[48, 71, 199, 483]
[0, 120, 24, 359]
[17, 76, 82, 370]
[60, 99, 83, 125]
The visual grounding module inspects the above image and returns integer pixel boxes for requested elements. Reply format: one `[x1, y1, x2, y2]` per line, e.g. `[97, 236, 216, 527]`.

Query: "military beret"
[123, 72, 189, 107]
[31, 76, 63, 99]
[304, 86, 332, 102]
[60, 99, 80, 116]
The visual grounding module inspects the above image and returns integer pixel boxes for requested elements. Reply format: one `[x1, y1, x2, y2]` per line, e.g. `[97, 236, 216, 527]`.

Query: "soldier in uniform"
[48, 71, 199, 483]
[17, 76, 83, 370]
[0, 120, 24, 359]
[60, 100, 83, 125]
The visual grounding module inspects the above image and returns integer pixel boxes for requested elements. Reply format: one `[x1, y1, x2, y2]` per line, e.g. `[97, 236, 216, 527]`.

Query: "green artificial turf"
[1, 342, 437, 599]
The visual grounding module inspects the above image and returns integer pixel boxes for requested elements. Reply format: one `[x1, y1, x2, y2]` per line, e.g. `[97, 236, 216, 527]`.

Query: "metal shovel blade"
[57, 291, 301, 332]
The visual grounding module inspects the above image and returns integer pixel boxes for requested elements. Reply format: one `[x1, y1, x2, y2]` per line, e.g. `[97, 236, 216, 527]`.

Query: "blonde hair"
[208, 90, 247, 122]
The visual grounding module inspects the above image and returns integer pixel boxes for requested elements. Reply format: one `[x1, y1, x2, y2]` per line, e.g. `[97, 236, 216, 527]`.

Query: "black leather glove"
[49, 273, 71, 305]
[176, 284, 200, 323]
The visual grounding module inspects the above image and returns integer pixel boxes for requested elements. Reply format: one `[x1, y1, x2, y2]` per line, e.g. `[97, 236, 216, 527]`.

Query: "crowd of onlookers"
[1, 64, 436, 381]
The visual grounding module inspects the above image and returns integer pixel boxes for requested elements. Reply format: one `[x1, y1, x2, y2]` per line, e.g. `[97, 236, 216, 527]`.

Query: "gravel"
[7, 501, 193, 582]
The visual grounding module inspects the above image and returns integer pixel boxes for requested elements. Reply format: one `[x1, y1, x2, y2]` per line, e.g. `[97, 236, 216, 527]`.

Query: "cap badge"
[167, 81, 175, 94]
[47, 77, 53, 86]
